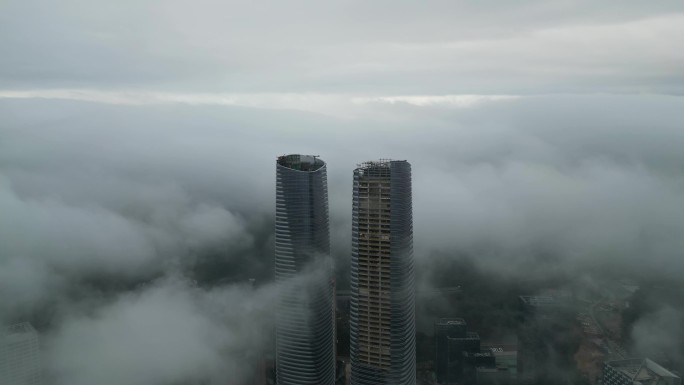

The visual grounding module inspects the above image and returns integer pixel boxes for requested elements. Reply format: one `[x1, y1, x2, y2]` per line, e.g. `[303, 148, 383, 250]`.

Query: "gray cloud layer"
[3, 93, 684, 283]
[2, 91, 684, 384]
[46, 276, 278, 385]
[1, 1, 683, 93]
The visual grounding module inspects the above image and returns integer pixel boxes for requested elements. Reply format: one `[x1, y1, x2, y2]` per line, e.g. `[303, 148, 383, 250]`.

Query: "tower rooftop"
[356, 159, 407, 169]
[4, 322, 36, 336]
[277, 154, 325, 172]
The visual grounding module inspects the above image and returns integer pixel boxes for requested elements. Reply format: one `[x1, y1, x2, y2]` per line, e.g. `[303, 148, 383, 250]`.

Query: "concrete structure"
[275, 154, 335, 385]
[350, 160, 415, 385]
[0, 322, 42, 385]
[603, 358, 680, 385]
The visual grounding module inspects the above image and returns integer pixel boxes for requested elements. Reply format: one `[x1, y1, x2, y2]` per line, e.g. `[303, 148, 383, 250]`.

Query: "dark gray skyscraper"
[350, 160, 415, 385]
[275, 154, 335, 385]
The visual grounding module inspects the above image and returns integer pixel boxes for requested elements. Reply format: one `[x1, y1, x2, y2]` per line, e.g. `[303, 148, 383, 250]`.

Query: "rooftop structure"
[436, 318, 466, 327]
[603, 358, 680, 385]
[5, 323, 36, 335]
[277, 154, 325, 172]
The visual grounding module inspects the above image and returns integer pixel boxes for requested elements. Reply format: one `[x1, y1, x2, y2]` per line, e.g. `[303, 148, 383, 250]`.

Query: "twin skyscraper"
[275, 154, 416, 385]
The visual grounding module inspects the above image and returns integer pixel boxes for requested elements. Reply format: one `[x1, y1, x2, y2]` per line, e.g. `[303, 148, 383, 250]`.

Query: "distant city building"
[350, 160, 415, 385]
[481, 340, 519, 384]
[274, 154, 335, 385]
[434, 318, 492, 384]
[435, 318, 468, 384]
[603, 358, 680, 385]
[0, 322, 42, 385]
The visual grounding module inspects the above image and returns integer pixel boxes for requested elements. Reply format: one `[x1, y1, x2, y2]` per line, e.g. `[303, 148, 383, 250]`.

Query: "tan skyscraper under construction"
[350, 160, 415, 385]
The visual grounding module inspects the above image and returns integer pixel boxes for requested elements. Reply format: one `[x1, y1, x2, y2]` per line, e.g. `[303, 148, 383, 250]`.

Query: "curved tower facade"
[275, 154, 335, 385]
[350, 160, 415, 385]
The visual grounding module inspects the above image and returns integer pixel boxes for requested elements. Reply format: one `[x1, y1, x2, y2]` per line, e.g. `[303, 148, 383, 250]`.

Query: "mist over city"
[2, 1, 684, 385]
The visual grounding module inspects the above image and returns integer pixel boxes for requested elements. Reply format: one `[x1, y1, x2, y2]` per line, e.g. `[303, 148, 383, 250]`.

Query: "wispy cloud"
[352, 94, 520, 108]
[0, 89, 523, 117]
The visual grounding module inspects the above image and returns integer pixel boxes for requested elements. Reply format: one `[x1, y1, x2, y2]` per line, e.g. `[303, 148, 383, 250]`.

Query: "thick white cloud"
[631, 306, 683, 363]
[0, 170, 253, 324]
[46, 276, 278, 385]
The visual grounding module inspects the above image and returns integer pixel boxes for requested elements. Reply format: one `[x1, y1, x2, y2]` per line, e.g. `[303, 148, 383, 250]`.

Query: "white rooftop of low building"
[436, 318, 466, 326]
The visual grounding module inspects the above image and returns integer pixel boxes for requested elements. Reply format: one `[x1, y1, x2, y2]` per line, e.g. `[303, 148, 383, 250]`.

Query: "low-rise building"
[603, 358, 680, 385]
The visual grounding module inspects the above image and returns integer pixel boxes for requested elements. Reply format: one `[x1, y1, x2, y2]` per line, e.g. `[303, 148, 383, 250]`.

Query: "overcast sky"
[2, 1, 684, 384]
[1, 0, 684, 95]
